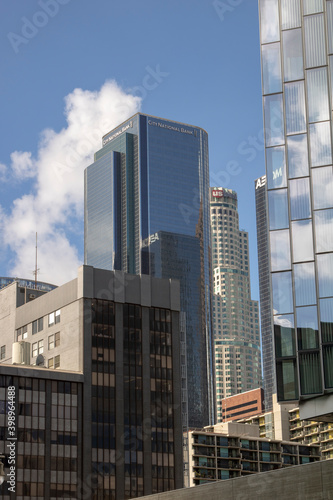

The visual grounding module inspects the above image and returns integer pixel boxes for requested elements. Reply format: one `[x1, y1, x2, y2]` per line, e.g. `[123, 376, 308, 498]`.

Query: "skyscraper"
[255, 175, 275, 412]
[84, 113, 215, 428]
[210, 188, 261, 422]
[259, 0, 333, 420]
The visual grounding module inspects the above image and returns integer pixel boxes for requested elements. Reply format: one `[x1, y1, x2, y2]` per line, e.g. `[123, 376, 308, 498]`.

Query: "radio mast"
[33, 232, 40, 289]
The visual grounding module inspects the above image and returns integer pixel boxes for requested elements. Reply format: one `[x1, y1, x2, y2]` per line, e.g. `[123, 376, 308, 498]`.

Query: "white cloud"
[11, 151, 36, 180]
[1, 80, 142, 285]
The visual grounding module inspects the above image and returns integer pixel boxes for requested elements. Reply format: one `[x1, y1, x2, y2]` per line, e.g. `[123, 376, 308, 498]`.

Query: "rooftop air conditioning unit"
[12, 341, 31, 365]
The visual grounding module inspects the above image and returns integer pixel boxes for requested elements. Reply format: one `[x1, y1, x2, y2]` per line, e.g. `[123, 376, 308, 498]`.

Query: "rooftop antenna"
[33, 232, 40, 289]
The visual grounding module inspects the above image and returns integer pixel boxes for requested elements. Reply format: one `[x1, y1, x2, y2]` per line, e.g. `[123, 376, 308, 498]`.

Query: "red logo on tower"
[212, 190, 223, 198]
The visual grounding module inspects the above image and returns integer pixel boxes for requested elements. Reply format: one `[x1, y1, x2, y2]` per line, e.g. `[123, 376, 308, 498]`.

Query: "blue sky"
[0, 0, 265, 298]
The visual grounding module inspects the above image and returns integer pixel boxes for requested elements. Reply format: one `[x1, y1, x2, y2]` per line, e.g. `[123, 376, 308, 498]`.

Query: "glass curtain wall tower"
[84, 113, 215, 428]
[210, 188, 262, 422]
[255, 175, 275, 412]
[259, 0, 333, 420]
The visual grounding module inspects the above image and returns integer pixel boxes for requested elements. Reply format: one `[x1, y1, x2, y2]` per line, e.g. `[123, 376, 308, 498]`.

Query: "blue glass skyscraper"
[84, 113, 215, 428]
[259, 0, 333, 421]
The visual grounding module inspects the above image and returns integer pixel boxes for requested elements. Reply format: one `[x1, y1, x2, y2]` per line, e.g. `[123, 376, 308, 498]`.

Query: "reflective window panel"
[306, 67, 329, 123]
[260, 0, 280, 44]
[272, 272, 293, 314]
[276, 359, 299, 400]
[320, 298, 333, 388]
[291, 220, 314, 262]
[299, 352, 322, 395]
[262, 43, 282, 95]
[285, 82, 306, 135]
[268, 189, 289, 230]
[320, 298, 333, 343]
[266, 146, 287, 189]
[303, 0, 323, 14]
[289, 178, 311, 220]
[312, 166, 333, 210]
[264, 94, 284, 146]
[329, 56, 333, 103]
[294, 262, 317, 306]
[274, 314, 296, 357]
[314, 209, 333, 252]
[281, 0, 301, 29]
[296, 305, 319, 350]
[309, 122, 332, 167]
[304, 14, 326, 68]
[282, 29, 304, 82]
[287, 135, 309, 179]
[328, 2, 333, 54]
[323, 345, 333, 389]
[270, 230, 291, 271]
[317, 254, 333, 298]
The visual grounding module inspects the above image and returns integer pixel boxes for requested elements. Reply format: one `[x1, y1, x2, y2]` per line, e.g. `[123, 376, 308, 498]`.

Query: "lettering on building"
[148, 120, 196, 136]
[142, 232, 160, 248]
[255, 175, 266, 189]
[273, 168, 282, 180]
[103, 121, 133, 146]
[212, 188, 237, 200]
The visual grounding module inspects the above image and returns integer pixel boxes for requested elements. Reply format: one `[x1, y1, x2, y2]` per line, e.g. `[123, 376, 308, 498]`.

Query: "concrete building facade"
[210, 188, 261, 420]
[289, 407, 333, 460]
[236, 393, 295, 442]
[187, 422, 320, 488]
[0, 266, 183, 499]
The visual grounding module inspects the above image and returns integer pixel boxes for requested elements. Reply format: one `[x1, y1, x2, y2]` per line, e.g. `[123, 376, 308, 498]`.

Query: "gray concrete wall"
[300, 395, 333, 423]
[15, 278, 78, 327]
[137, 459, 333, 500]
[0, 283, 17, 363]
[78, 266, 181, 311]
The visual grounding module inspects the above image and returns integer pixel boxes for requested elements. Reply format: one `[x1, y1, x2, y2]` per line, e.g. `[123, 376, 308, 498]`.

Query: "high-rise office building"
[84, 113, 215, 428]
[0, 266, 183, 499]
[259, 0, 333, 421]
[255, 175, 275, 412]
[210, 188, 261, 421]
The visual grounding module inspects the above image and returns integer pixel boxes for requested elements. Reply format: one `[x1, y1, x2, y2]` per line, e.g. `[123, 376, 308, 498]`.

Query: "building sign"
[212, 190, 223, 198]
[142, 232, 160, 248]
[212, 188, 237, 200]
[255, 175, 266, 189]
[103, 121, 133, 146]
[148, 120, 196, 136]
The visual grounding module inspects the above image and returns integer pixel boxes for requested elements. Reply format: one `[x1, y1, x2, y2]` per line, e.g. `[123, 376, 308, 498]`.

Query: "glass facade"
[0, 278, 56, 292]
[0, 373, 81, 499]
[88, 298, 180, 499]
[255, 176, 275, 411]
[259, 0, 333, 404]
[85, 113, 214, 428]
